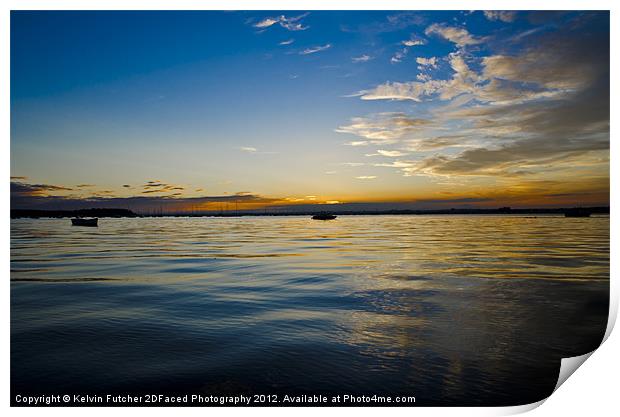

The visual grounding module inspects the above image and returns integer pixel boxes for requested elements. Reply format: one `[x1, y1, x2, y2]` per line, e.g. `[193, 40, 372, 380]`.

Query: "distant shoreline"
[10, 207, 610, 219]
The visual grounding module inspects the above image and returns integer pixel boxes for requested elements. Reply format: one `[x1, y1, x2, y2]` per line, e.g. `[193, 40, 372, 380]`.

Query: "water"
[11, 215, 609, 406]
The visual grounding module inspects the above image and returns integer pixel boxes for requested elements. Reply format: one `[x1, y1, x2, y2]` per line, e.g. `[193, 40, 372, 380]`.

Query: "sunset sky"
[10, 10, 609, 212]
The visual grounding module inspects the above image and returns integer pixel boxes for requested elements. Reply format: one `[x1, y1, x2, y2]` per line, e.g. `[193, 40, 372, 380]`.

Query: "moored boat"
[312, 213, 337, 220]
[564, 209, 591, 218]
[71, 218, 99, 227]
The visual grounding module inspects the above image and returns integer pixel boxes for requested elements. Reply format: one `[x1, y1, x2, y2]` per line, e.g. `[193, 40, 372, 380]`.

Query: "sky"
[10, 10, 610, 212]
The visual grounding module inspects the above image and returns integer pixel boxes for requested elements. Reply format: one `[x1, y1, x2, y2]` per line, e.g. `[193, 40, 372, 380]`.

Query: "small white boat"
[71, 218, 98, 227]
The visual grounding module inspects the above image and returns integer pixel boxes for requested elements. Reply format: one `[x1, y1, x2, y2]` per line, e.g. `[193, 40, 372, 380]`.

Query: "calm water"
[11, 215, 609, 406]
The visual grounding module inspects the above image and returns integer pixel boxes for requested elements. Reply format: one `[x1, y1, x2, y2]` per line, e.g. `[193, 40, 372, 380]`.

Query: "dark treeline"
[11, 206, 610, 218]
[11, 208, 138, 219]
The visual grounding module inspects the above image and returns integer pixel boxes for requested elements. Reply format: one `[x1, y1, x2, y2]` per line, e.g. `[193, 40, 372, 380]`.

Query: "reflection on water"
[11, 215, 609, 405]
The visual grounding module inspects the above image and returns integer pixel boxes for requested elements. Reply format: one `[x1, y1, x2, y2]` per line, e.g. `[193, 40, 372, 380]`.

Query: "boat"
[71, 218, 99, 227]
[564, 209, 591, 218]
[312, 213, 337, 220]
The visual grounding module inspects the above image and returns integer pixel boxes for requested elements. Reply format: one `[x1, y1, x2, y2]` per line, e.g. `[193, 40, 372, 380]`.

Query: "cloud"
[385, 12, 426, 30]
[402, 38, 426, 47]
[357, 52, 479, 102]
[254, 18, 278, 28]
[424, 23, 483, 47]
[300, 44, 331, 55]
[336, 113, 432, 145]
[410, 133, 609, 178]
[483, 11, 517, 23]
[253, 13, 309, 31]
[352, 54, 372, 63]
[417, 100, 608, 178]
[10, 180, 288, 212]
[280, 13, 310, 31]
[391, 35, 427, 63]
[420, 197, 495, 204]
[139, 181, 187, 194]
[357, 37, 577, 104]
[11, 176, 27, 180]
[358, 79, 446, 102]
[237, 146, 278, 155]
[11, 181, 72, 197]
[342, 12, 425, 35]
[415, 39, 610, 176]
[279, 39, 295, 45]
[355, 176, 377, 180]
[376, 150, 409, 157]
[390, 48, 408, 63]
[143, 181, 165, 188]
[339, 13, 609, 185]
[346, 141, 370, 146]
[373, 160, 415, 169]
[405, 135, 470, 151]
[416, 56, 438, 68]
[482, 50, 596, 91]
[437, 53, 480, 100]
[239, 146, 258, 153]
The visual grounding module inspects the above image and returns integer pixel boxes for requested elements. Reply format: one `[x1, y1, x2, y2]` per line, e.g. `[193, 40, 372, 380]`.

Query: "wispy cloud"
[253, 17, 279, 29]
[425, 23, 483, 47]
[391, 34, 427, 63]
[373, 160, 415, 169]
[253, 13, 310, 31]
[140, 180, 185, 194]
[355, 176, 377, 180]
[300, 44, 332, 55]
[344, 140, 370, 146]
[377, 149, 409, 157]
[337, 113, 432, 145]
[238, 146, 258, 153]
[352, 54, 372, 63]
[237, 146, 278, 155]
[340, 12, 425, 35]
[390, 48, 408, 63]
[483, 11, 517, 23]
[279, 39, 295, 45]
[403, 39, 424, 47]
[405, 136, 471, 152]
[365, 149, 410, 157]
[402, 35, 426, 47]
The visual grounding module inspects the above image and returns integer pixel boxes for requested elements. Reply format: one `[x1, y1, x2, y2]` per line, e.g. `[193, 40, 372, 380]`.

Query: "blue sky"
[11, 11, 610, 211]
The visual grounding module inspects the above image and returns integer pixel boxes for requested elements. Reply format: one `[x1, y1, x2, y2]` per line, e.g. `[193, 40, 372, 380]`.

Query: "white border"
[3, 1, 617, 416]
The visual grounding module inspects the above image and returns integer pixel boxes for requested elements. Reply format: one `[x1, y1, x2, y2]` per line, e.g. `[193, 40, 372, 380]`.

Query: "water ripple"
[11, 215, 609, 405]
